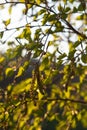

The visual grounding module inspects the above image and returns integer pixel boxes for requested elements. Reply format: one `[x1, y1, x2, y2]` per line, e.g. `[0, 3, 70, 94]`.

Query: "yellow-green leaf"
[0, 57, 5, 63]
[23, 61, 29, 70]
[3, 19, 10, 26]
[8, 6, 12, 14]
[16, 66, 24, 78]
[35, 0, 41, 4]
[5, 68, 14, 77]
[81, 54, 87, 64]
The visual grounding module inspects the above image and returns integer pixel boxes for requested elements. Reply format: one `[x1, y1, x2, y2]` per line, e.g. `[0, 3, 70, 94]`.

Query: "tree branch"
[62, 19, 87, 39]
[45, 97, 87, 104]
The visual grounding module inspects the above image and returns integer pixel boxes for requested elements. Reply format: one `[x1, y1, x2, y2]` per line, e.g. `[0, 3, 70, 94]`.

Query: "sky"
[0, 0, 86, 54]
[0, 1, 26, 52]
[0, 1, 69, 54]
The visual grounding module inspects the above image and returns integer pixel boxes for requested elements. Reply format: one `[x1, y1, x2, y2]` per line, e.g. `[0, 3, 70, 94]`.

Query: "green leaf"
[42, 13, 49, 25]
[69, 0, 74, 3]
[57, 53, 67, 60]
[15, 66, 24, 78]
[78, 3, 84, 11]
[3, 19, 10, 26]
[0, 32, 3, 39]
[65, 7, 71, 12]
[0, 57, 5, 63]
[23, 61, 29, 70]
[48, 14, 56, 22]
[7, 41, 14, 46]
[81, 54, 87, 64]
[58, 4, 63, 11]
[73, 41, 81, 48]
[35, 0, 42, 4]
[38, 9, 46, 15]
[12, 78, 32, 94]
[73, 7, 78, 13]
[17, 26, 31, 40]
[76, 14, 83, 20]
[68, 50, 76, 60]
[8, 6, 12, 14]
[33, 49, 43, 58]
[55, 26, 64, 32]
[5, 68, 14, 77]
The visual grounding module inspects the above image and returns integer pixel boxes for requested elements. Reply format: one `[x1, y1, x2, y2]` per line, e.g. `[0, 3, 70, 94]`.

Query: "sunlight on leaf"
[3, 19, 10, 26]
[5, 68, 14, 77]
[15, 66, 24, 78]
[0, 57, 5, 63]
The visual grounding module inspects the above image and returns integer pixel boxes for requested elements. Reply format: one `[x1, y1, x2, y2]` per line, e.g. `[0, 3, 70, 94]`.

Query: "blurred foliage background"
[0, 0, 87, 129]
